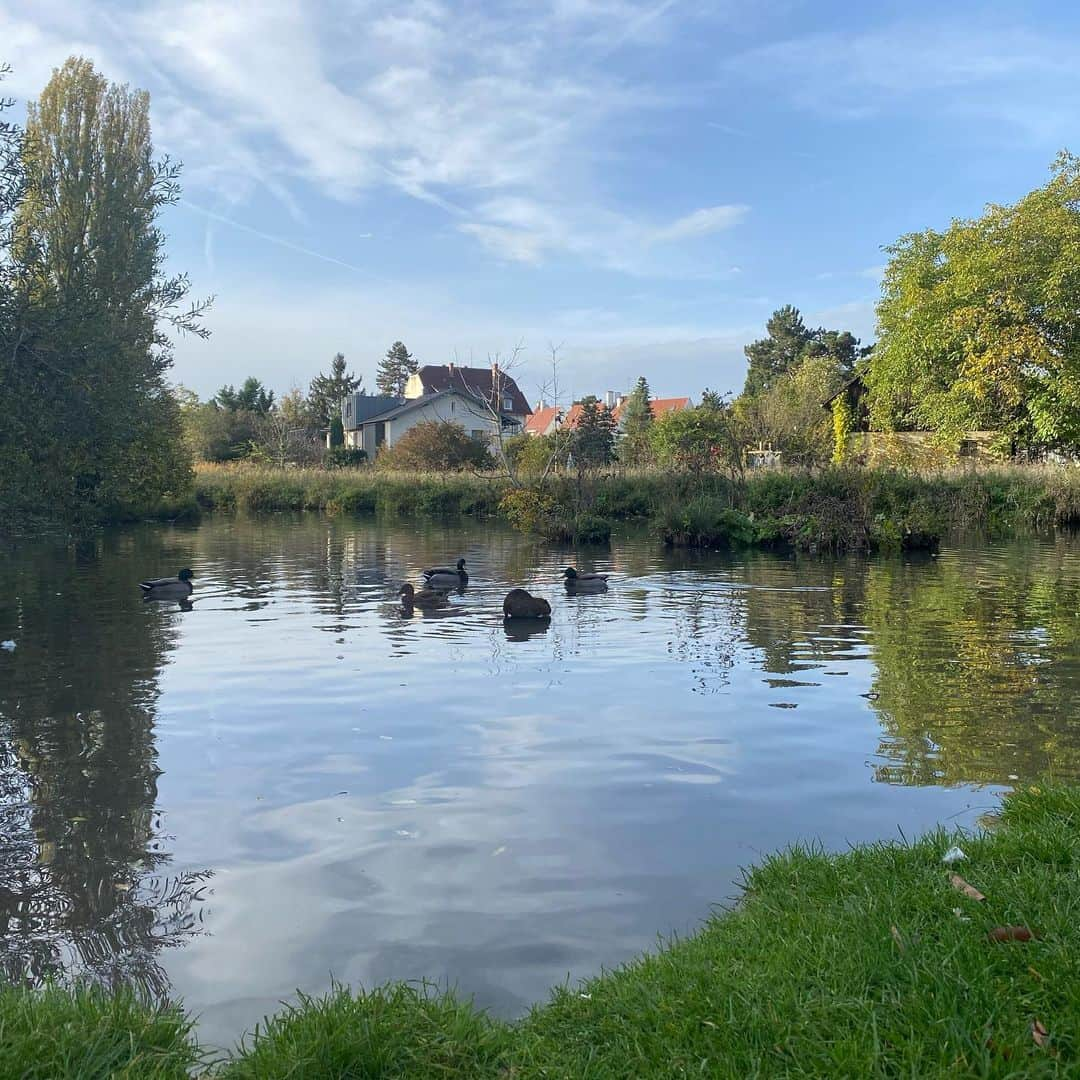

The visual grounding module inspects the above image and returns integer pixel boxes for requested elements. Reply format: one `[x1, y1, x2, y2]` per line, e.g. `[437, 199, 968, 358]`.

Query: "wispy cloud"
[1, 0, 744, 271]
[724, 20, 1079, 136]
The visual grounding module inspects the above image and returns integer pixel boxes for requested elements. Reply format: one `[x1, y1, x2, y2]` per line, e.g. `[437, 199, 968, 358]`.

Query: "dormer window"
[503, 396, 513, 411]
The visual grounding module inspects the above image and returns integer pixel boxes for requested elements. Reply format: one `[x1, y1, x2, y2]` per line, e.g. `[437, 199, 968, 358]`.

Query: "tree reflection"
[0, 530, 210, 998]
[863, 539, 1080, 786]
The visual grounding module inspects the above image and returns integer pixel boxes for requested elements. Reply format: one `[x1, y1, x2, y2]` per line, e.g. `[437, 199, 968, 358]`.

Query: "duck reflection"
[503, 617, 551, 642]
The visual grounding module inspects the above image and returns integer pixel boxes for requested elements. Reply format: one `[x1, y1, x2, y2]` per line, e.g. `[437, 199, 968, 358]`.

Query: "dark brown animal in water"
[503, 588, 551, 619]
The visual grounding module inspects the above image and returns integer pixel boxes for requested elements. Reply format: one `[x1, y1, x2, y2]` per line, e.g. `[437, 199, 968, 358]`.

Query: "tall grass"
[187, 462, 1080, 552]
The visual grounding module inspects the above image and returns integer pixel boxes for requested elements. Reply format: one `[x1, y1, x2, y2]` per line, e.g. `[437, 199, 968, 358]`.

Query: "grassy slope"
[4, 785, 1078, 1078]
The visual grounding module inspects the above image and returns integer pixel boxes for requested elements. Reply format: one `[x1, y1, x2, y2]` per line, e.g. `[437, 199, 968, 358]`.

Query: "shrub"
[376, 422, 495, 472]
[323, 447, 367, 469]
[658, 498, 757, 547]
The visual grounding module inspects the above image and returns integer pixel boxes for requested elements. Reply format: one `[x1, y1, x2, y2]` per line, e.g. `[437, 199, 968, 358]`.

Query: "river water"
[1, 516, 1077, 1048]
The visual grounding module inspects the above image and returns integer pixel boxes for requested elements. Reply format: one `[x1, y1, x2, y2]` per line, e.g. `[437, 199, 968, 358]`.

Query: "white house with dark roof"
[341, 364, 531, 457]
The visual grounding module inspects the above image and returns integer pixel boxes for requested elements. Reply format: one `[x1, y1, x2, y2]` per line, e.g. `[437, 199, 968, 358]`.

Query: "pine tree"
[742, 305, 812, 397]
[571, 396, 617, 468]
[619, 376, 654, 465]
[309, 352, 362, 426]
[376, 340, 417, 397]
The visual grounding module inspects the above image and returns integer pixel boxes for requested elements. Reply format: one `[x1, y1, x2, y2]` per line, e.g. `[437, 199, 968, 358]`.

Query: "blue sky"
[3, 0, 1076, 403]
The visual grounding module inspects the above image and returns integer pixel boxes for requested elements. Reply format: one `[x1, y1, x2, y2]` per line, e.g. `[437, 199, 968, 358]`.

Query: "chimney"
[536, 397, 548, 410]
[605, 390, 615, 409]
[448, 361, 454, 373]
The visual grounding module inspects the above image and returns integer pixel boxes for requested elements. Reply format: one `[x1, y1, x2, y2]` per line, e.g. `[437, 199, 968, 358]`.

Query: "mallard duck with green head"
[139, 569, 194, 600]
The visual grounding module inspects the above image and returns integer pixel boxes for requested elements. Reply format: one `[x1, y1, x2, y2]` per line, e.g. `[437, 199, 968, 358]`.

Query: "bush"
[376, 422, 495, 472]
[658, 498, 758, 547]
[323, 447, 367, 469]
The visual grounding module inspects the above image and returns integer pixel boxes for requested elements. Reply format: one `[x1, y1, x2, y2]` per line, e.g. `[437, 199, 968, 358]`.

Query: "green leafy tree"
[0, 57, 209, 518]
[651, 398, 741, 472]
[571, 396, 617, 469]
[376, 421, 494, 471]
[215, 377, 274, 413]
[376, 340, 417, 397]
[278, 386, 314, 429]
[868, 153, 1080, 451]
[735, 355, 846, 465]
[309, 352, 362, 426]
[182, 402, 259, 461]
[619, 377, 654, 465]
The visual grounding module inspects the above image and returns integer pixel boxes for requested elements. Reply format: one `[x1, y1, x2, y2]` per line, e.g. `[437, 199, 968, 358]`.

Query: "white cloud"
[652, 204, 749, 243]
[458, 196, 747, 271]
[1, 0, 744, 270]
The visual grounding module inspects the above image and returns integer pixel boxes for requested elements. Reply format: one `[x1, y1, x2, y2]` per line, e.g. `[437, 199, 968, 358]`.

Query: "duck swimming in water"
[562, 567, 608, 590]
[400, 583, 447, 610]
[139, 569, 194, 600]
[423, 558, 468, 588]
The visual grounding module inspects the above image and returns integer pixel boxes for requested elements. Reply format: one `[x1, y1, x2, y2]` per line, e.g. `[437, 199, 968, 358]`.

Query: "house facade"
[342, 364, 530, 456]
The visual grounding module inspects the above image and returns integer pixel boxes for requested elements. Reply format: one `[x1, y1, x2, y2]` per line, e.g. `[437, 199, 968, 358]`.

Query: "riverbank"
[181, 463, 1080, 551]
[6, 782, 1077, 1076]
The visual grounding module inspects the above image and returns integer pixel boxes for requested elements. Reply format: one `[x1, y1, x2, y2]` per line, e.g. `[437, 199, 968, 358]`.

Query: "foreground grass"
[185, 462, 1080, 551]
[0, 984, 200, 1079]
[6, 784, 1079, 1077]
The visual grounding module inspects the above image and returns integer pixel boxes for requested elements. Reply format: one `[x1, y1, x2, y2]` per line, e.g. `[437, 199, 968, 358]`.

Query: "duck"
[423, 558, 468, 588]
[139, 568, 194, 600]
[503, 588, 551, 619]
[399, 583, 447, 610]
[562, 567, 608, 590]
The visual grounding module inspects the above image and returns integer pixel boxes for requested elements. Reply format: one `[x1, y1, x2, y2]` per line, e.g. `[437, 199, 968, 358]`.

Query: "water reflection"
[1, 516, 1078, 1046]
[0, 534, 210, 995]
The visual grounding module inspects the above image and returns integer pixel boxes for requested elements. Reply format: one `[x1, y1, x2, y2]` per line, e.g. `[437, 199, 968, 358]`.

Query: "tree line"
[178, 342, 418, 466]
[2, 53, 1075, 523]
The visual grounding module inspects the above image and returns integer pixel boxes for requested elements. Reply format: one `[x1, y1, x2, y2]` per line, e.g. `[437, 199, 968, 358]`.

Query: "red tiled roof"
[416, 365, 532, 416]
[612, 396, 692, 420]
[524, 405, 559, 435]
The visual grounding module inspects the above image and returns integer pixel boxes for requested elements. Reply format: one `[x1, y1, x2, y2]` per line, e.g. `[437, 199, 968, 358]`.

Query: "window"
[471, 429, 486, 441]
[958, 438, 978, 458]
[503, 395, 513, 411]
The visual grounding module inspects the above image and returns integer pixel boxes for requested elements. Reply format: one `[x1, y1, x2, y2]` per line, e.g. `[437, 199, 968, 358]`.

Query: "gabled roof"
[612, 396, 692, 421]
[349, 389, 521, 427]
[524, 405, 559, 435]
[342, 393, 404, 427]
[416, 365, 532, 416]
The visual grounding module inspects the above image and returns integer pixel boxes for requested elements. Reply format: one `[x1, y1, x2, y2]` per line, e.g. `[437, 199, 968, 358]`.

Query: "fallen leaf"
[890, 925, 904, 951]
[949, 874, 986, 901]
[1028, 965, 1043, 981]
[1032, 1020, 1049, 1048]
[988, 925, 1033, 943]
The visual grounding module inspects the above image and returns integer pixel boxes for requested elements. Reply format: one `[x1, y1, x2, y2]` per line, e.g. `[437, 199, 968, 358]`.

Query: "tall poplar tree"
[1, 57, 209, 518]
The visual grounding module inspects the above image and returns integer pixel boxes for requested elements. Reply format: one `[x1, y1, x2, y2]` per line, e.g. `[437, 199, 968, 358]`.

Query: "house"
[404, 364, 532, 426]
[342, 363, 531, 456]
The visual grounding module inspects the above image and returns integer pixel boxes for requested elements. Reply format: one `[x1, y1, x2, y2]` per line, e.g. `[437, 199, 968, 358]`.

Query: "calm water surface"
[1, 516, 1078, 1047]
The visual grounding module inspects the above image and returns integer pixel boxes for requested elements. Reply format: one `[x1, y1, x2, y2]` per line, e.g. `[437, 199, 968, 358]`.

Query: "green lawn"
[3, 783, 1078, 1078]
